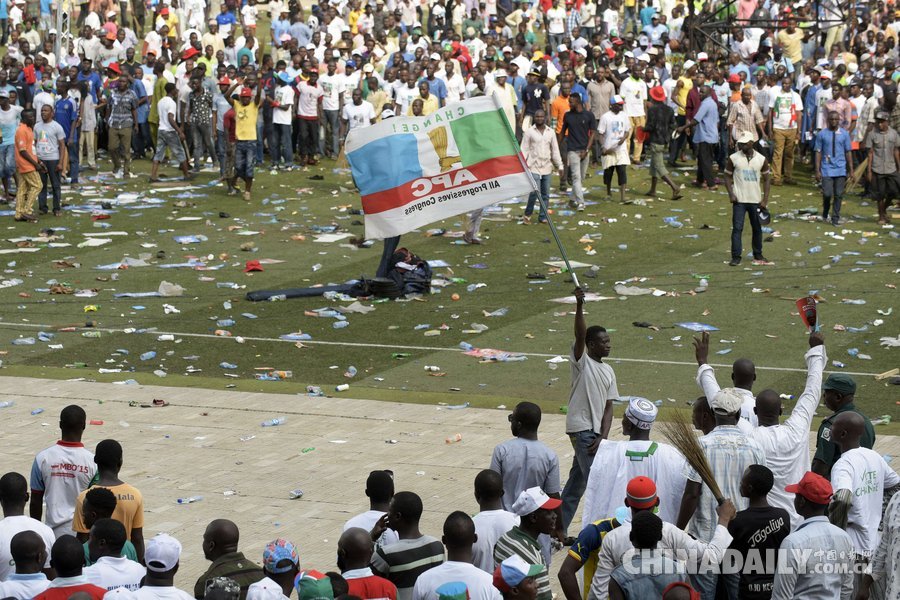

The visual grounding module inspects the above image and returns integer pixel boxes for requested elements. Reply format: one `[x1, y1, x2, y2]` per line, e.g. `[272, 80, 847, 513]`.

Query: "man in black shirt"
[726, 465, 790, 600]
[561, 94, 597, 211]
[521, 71, 549, 132]
[644, 86, 682, 200]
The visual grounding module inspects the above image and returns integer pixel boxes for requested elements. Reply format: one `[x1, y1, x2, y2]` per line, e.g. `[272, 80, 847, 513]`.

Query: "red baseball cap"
[182, 47, 200, 60]
[105, 31, 116, 41]
[107, 62, 121, 74]
[244, 260, 263, 272]
[626, 476, 658, 509]
[785, 472, 833, 504]
[218, 76, 231, 85]
[727, 74, 742, 84]
[649, 85, 666, 102]
[160, 7, 169, 15]
[239, 87, 253, 97]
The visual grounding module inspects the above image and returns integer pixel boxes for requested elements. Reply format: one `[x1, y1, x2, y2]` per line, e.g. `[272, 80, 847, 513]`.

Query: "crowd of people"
[1, 0, 899, 231]
[0, 284, 897, 600]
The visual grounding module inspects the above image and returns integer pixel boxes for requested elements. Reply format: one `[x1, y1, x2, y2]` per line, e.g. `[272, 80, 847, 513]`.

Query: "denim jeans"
[560, 430, 599, 531]
[38, 159, 61, 212]
[216, 130, 227, 177]
[821, 175, 846, 223]
[190, 122, 216, 170]
[731, 202, 763, 260]
[320, 109, 340, 157]
[235, 140, 256, 180]
[271, 123, 293, 165]
[255, 120, 264, 163]
[525, 172, 550, 220]
[67, 139, 80, 184]
[689, 572, 718, 600]
[132, 122, 152, 158]
[377, 236, 401, 278]
[623, 6, 637, 34]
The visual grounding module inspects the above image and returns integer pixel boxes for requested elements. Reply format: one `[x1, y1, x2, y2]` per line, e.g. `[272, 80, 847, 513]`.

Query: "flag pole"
[489, 91, 580, 288]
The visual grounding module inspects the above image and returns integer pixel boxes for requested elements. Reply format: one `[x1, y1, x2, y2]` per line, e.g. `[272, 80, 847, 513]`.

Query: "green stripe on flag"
[449, 109, 519, 167]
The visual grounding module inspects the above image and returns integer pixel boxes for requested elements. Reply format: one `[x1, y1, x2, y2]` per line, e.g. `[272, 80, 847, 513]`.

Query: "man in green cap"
[811, 374, 875, 478]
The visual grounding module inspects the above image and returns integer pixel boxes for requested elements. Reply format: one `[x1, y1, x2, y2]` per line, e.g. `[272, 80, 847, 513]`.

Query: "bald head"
[754, 389, 782, 427]
[337, 527, 373, 570]
[11, 530, 46, 573]
[831, 411, 866, 452]
[203, 519, 240, 561]
[732, 359, 756, 389]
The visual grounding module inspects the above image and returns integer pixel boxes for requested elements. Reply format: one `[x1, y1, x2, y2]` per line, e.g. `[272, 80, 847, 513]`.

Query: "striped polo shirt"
[492, 527, 550, 600]
[370, 535, 444, 600]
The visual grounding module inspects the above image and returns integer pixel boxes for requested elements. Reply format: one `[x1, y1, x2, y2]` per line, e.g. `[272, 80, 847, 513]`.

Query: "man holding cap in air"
[865, 110, 900, 224]
[811, 374, 875, 478]
[724, 130, 771, 267]
[493, 488, 560, 600]
[135, 534, 193, 600]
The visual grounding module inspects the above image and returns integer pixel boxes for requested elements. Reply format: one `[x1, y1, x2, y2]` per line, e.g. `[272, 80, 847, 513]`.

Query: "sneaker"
[522, 215, 532, 224]
[462, 233, 482, 244]
[113, 170, 123, 179]
[227, 187, 239, 196]
[577, 203, 585, 211]
[752, 257, 774, 265]
[728, 258, 741, 266]
[243, 191, 251, 202]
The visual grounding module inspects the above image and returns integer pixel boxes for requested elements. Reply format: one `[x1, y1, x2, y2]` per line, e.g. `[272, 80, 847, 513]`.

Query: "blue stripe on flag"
[347, 134, 423, 196]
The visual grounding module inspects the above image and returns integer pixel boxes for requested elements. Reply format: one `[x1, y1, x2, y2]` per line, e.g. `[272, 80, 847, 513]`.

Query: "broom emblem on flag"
[428, 126, 461, 172]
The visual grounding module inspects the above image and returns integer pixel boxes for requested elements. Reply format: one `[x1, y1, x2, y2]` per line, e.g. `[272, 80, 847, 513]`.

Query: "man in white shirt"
[134, 534, 194, 600]
[471, 471, 518, 574]
[767, 75, 803, 186]
[30, 405, 96, 538]
[693, 332, 758, 426]
[520, 109, 563, 224]
[732, 333, 827, 528]
[83, 519, 146, 591]
[343, 470, 399, 548]
[0, 531, 50, 599]
[619, 65, 648, 163]
[341, 88, 376, 136]
[318, 61, 345, 159]
[582, 398, 687, 527]
[0, 473, 55, 581]
[437, 61, 466, 104]
[411, 512, 501, 600]
[829, 412, 900, 562]
[588, 477, 736, 600]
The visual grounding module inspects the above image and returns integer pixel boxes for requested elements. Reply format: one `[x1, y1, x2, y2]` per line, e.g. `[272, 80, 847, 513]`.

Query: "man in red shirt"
[34, 536, 106, 600]
[338, 528, 397, 600]
[223, 104, 238, 195]
[14, 109, 44, 222]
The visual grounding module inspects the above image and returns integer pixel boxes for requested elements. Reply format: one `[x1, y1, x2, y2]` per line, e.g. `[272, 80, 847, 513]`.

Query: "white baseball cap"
[429, 52, 441, 61]
[502, 45, 512, 53]
[683, 59, 696, 70]
[511, 487, 562, 516]
[145, 534, 182, 573]
[697, 51, 708, 61]
[494, 68, 507, 78]
[711, 387, 745, 415]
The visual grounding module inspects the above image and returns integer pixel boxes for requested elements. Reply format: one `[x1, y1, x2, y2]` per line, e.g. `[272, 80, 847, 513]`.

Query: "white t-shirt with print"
[342, 101, 375, 130]
[831, 447, 900, 556]
[30, 442, 95, 537]
[83, 556, 146, 591]
[240, 4, 258, 26]
[135, 585, 196, 600]
[272, 84, 296, 125]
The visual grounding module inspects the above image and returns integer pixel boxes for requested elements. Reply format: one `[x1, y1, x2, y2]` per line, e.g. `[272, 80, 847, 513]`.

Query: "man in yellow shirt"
[72, 440, 145, 563]
[669, 60, 695, 165]
[231, 81, 263, 201]
[408, 81, 439, 116]
[776, 18, 804, 65]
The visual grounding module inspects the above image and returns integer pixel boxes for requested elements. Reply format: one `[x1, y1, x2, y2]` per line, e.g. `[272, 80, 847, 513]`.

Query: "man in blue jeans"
[814, 110, 854, 225]
[521, 109, 563, 224]
[561, 287, 619, 533]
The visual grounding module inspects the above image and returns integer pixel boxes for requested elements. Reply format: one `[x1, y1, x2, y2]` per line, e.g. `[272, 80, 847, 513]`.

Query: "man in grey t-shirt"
[560, 287, 619, 534]
[490, 402, 563, 562]
[865, 110, 900, 224]
[33, 105, 66, 216]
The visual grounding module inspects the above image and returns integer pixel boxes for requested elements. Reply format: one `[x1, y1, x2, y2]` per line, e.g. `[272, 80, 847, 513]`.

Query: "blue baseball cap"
[263, 538, 299, 574]
[493, 556, 542, 593]
[345, 60, 356, 68]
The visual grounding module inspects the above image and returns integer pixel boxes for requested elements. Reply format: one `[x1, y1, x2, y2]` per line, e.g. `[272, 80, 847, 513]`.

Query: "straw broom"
[661, 410, 724, 503]
[844, 157, 868, 194]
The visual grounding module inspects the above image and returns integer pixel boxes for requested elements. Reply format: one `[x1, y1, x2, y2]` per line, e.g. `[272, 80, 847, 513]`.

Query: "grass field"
[0, 147, 897, 432]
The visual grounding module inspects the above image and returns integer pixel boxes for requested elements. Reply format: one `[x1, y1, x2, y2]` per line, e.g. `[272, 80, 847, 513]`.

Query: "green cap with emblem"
[823, 373, 856, 396]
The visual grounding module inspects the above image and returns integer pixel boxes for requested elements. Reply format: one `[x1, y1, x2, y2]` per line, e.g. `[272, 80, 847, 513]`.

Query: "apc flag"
[345, 95, 535, 240]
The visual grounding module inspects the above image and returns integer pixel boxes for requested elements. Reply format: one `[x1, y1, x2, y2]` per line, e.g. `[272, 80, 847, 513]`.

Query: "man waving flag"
[346, 95, 535, 240]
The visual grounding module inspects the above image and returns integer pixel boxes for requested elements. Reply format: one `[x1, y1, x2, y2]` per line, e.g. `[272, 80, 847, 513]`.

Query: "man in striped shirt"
[370, 492, 443, 600]
[493, 488, 560, 600]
